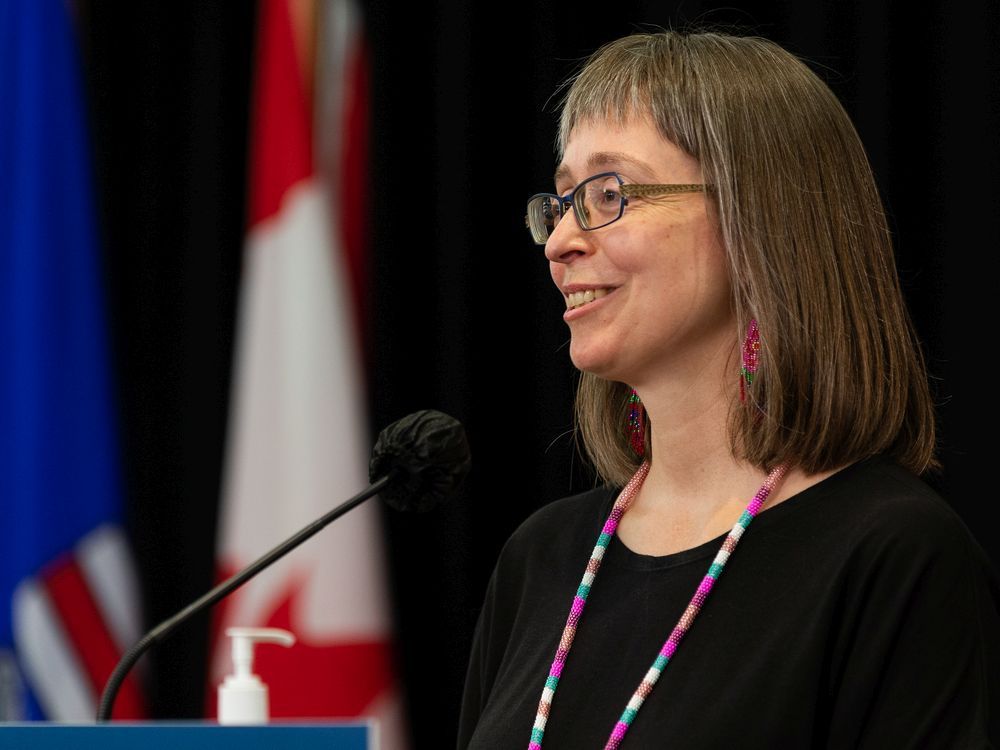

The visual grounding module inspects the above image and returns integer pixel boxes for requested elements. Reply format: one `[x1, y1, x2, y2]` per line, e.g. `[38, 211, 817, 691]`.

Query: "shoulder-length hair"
[558, 30, 937, 486]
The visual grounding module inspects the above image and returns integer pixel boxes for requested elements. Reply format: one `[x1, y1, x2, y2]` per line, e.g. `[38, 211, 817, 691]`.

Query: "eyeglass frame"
[525, 171, 710, 246]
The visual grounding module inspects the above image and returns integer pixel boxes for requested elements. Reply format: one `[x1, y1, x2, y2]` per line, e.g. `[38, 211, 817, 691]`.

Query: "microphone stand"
[96, 474, 392, 722]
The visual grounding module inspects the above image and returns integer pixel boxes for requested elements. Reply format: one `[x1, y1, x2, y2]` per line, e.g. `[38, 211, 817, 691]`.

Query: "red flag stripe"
[247, 0, 314, 227]
[42, 558, 146, 719]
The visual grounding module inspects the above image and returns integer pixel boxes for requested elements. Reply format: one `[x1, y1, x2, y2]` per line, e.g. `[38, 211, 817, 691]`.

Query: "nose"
[543, 206, 591, 265]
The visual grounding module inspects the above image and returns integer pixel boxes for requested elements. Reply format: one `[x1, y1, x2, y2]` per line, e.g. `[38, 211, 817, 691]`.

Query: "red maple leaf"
[208, 574, 396, 718]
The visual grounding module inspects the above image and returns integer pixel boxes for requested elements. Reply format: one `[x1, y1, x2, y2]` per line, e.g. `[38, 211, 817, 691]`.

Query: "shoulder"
[755, 455, 1000, 617]
[510, 485, 616, 539]
[822, 454, 948, 515]
[496, 485, 618, 573]
[803, 459, 1000, 747]
[819, 457, 992, 567]
[799, 457, 1000, 672]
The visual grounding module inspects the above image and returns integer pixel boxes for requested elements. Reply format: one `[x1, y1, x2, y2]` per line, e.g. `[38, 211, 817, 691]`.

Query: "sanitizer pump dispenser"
[218, 626, 295, 724]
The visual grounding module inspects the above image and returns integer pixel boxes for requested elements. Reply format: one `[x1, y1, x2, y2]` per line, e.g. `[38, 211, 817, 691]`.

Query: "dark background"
[76, 1, 998, 747]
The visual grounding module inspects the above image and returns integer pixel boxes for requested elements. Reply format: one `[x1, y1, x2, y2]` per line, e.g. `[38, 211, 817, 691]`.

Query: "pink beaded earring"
[740, 318, 760, 403]
[626, 387, 645, 458]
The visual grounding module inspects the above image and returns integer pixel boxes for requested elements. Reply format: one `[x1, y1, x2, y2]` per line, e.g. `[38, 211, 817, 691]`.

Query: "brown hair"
[558, 31, 937, 486]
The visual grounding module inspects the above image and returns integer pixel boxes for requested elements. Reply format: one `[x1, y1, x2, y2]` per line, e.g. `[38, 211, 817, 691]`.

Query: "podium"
[0, 721, 374, 749]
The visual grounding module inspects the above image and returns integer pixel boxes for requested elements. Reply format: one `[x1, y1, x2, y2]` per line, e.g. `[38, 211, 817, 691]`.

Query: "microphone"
[370, 408, 472, 512]
[96, 409, 470, 722]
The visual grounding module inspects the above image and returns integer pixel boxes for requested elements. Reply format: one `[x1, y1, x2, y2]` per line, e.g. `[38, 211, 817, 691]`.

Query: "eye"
[580, 175, 623, 221]
[595, 175, 622, 204]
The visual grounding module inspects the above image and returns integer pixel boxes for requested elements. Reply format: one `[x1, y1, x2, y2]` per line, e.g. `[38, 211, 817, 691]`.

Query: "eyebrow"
[553, 151, 657, 187]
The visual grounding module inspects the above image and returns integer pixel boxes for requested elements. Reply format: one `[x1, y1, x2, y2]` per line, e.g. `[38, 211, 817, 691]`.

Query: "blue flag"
[0, 0, 145, 720]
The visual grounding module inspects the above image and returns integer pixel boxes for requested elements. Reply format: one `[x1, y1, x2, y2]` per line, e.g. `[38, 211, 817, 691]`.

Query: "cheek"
[549, 261, 566, 289]
[677, 216, 729, 289]
[643, 225, 732, 320]
[692, 245, 734, 325]
[700, 228, 731, 290]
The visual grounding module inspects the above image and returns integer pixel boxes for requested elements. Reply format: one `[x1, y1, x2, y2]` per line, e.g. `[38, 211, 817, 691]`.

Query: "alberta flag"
[0, 0, 145, 720]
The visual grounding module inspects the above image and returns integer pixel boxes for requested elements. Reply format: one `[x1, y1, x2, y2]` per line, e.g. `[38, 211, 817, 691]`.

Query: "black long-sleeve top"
[458, 457, 1000, 749]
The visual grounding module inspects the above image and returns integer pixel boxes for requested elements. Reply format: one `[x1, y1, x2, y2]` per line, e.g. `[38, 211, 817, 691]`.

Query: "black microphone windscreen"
[369, 410, 471, 512]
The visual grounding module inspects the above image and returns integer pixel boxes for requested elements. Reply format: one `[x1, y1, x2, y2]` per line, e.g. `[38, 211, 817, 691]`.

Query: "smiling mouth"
[565, 288, 612, 310]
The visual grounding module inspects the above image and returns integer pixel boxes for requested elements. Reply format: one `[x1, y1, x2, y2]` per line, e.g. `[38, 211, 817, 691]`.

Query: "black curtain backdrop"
[77, 2, 998, 747]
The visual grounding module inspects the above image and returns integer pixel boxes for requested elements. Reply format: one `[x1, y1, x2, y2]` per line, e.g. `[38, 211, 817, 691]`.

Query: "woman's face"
[545, 116, 734, 388]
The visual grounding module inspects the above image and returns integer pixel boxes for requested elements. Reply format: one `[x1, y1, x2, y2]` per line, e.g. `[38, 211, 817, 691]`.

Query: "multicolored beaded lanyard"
[528, 460, 788, 749]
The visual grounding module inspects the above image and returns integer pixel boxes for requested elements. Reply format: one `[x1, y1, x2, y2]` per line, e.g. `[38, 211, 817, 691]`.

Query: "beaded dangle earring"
[739, 318, 760, 403]
[626, 387, 645, 458]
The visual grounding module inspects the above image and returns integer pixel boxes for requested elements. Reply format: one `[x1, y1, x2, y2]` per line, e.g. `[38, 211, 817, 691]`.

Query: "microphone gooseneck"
[96, 409, 469, 722]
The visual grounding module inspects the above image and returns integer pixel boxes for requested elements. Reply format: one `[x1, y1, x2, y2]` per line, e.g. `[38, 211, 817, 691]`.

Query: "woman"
[458, 30, 999, 748]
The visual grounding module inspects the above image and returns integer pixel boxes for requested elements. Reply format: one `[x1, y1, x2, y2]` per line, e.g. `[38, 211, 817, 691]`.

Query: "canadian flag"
[210, 0, 406, 745]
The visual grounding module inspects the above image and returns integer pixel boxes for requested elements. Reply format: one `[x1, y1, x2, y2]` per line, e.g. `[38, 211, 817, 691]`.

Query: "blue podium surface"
[0, 721, 373, 749]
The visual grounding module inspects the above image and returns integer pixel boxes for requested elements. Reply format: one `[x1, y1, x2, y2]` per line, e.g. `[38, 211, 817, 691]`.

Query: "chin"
[569, 347, 625, 382]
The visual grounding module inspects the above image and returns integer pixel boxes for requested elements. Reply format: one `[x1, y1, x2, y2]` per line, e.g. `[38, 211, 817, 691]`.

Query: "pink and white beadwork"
[527, 460, 788, 749]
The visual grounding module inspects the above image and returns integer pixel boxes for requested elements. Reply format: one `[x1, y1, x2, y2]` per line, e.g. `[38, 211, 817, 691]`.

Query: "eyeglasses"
[525, 171, 708, 245]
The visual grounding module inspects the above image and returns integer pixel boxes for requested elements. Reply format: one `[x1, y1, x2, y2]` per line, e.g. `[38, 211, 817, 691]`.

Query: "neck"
[617, 327, 795, 560]
[621, 370, 839, 556]
[630, 334, 757, 511]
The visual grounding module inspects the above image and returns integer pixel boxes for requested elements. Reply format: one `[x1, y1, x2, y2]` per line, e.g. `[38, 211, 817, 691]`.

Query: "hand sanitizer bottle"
[217, 626, 295, 725]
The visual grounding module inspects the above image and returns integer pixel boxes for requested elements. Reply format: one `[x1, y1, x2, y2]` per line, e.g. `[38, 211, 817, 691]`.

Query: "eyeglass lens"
[526, 173, 625, 244]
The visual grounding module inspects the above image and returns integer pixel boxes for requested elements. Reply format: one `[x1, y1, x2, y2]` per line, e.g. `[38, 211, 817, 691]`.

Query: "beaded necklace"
[527, 460, 788, 749]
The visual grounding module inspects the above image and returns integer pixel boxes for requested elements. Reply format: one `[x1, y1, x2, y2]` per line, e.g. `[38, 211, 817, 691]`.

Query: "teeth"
[567, 288, 609, 310]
